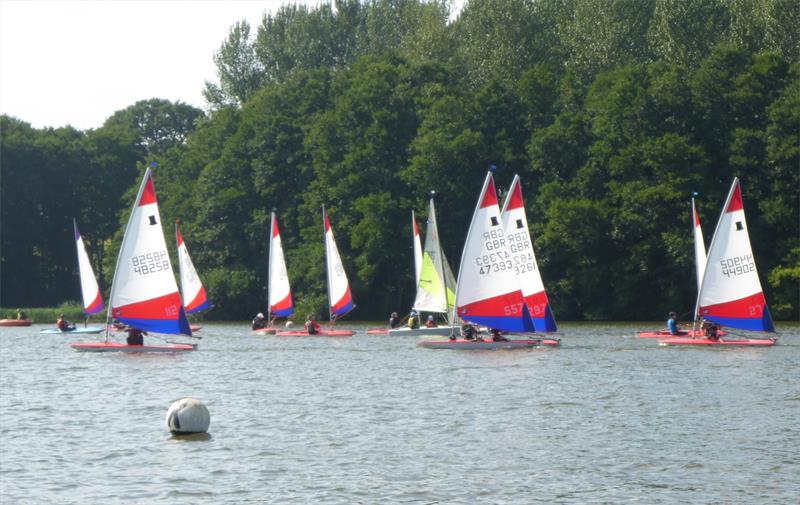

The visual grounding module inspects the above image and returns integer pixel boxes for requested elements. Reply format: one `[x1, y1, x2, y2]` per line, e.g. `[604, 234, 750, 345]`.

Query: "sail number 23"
[131, 250, 170, 276]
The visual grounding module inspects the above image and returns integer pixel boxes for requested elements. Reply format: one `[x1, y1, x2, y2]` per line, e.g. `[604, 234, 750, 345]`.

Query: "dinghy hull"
[0, 319, 33, 327]
[417, 338, 555, 350]
[40, 327, 105, 335]
[658, 337, 776, 347]
[275, 329, 354, 337]
[638, 329, 727, 338]
[70, 342, 196, 352]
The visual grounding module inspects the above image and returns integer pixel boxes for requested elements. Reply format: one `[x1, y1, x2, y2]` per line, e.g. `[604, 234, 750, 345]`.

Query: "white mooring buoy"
[166, 397, 210, 434]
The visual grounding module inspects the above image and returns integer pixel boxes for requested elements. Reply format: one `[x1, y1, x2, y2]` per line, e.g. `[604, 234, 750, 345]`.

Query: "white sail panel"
[74, 220, 104, 315]
[324, 206, 353, 319]
[268, 212, 293, 318]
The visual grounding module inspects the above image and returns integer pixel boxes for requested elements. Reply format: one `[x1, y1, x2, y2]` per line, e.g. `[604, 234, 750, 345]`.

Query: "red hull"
[0, 319, 33, 327]
[658, 337, 776, 347]
[638, 329, 727, 339]
[366, 328, 389, 334]
[418, 338, 556, 350]
[70, 342, 196, 352]
[276, 329, 354, 337]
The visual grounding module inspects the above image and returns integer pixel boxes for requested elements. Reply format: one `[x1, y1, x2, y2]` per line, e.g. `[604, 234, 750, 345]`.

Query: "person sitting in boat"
[407, 311, 420, 329]
[667, 312, 687, 336]
[462, 322, 477, 340]
[305, 314, 321, 335]
[251, 313, 268, 330]
[425, 315, 438, 328]
[16, 308, 26, 320]
[490, 328, 508, 342]
[126, 327, 147, 346]
[702, 319, 720, 341]
[56, 314, 75, 332]
[389, 312, 400, 329]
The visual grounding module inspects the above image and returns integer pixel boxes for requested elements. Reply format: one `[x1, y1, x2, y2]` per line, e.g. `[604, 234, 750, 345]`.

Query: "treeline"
[1, 0, 797, 321]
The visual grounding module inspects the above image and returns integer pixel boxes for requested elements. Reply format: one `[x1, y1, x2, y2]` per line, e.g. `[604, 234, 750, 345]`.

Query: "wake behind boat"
[70, 167, 195, 353]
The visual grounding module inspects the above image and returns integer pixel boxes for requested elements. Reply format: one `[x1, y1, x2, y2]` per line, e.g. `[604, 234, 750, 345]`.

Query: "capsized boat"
[176, 224, 211, 331]
[418, 172, 546, 350]
[392, 198, 460, 337]
[71, 167, 195, 352]
[658, 178, 776, 347]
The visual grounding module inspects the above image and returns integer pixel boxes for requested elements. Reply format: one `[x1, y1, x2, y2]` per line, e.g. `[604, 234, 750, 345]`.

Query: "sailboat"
[418, 171, 550, 349]
[390, 196, 459, 336]
[500, 175, 558, 334]
[71, 168, 195, 352]
[176, 224, 211, 332]
[637, 197, 722, 338]
[256, 211, 294, 334]
[660, 178, 776, 346]
[41, 220, 105, 334]
[276, 205, 354, 336]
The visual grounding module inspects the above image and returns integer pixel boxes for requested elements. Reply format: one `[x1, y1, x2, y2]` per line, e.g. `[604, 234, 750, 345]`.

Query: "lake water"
[1, 322, 798, 504]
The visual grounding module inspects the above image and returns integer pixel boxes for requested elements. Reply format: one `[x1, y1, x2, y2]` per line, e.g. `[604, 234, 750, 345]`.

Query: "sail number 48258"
[131, 250, 170, 276]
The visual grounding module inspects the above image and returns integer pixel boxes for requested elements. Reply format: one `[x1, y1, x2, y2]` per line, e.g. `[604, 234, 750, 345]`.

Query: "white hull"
[389, 326, 458, 337]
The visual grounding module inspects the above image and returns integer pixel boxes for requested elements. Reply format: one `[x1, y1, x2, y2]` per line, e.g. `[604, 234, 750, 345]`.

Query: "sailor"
[407, 311, 419, 329]
[702, 319, 720, 341]
[305, 314, 321, 335]
[16, 308, 26, 320]
[490, 328, 508, 342]
[667, 312, 685, 336]
[251, 313, 268, 330]
[56, 314, 75, 332]
[126, 327, 146, 346]
[425, 315, 437, 328]
[388, 312, 400, 329]
[461, 322, 477, 340]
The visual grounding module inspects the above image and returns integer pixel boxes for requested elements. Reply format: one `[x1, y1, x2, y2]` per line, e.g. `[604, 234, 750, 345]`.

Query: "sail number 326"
[131, 250, 170, 276]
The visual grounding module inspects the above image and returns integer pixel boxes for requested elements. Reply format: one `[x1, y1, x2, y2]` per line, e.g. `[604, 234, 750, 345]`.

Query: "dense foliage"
[2, 0, 797, 321]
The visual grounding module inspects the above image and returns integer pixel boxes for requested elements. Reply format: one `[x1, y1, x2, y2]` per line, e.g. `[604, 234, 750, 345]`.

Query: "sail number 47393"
[131, 250, 170, 276]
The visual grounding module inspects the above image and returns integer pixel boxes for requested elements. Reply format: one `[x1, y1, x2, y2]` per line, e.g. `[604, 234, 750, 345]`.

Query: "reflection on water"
[1, 322, 798, 504]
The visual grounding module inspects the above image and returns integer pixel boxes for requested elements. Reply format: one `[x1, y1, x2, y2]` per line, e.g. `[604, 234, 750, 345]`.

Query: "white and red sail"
[176, 225, 211, 314]
[108, 168, 191, 335]
[323, 206, 354, 320]
[73, 220, 104, 315]
[692, 197, 707, 292]
[268, 211, 294, 318]
[455, 172, 535, 332]
[412, 210, 423, 288]
[695, 178, 774, 332]
[501, 175, 557, 332]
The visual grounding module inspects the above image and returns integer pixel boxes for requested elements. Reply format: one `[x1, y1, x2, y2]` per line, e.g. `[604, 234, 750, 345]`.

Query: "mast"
[267, 211, 275, 322]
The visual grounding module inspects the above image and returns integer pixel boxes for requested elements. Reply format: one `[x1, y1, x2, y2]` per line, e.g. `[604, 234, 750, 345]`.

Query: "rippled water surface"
[1, 322, 798, 504]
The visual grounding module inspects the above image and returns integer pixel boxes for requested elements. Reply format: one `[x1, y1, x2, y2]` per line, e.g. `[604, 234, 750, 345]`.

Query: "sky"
[0, 1, 322, 130]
